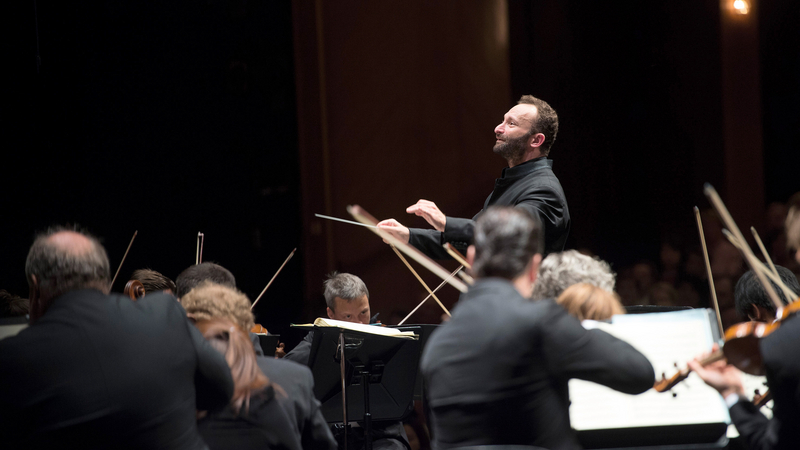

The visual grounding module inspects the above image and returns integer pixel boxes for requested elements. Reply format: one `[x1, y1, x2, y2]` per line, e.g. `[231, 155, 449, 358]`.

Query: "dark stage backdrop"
[3, 1, 304, 336]
[3, 0, 798, 336]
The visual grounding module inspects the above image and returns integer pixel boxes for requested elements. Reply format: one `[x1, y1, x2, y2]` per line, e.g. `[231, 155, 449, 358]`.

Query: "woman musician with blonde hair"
[194, 317, 300, 450]
[556, 282, 625, 322]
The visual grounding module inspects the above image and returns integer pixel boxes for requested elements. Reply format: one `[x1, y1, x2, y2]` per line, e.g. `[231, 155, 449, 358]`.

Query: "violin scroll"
[124, 280, 146, 300]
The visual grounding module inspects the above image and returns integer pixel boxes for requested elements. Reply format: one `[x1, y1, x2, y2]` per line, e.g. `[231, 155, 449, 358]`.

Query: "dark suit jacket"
[0, 289, 234, 450]
[420, 278, 654, 450]
[409, 157, 570, 259]
[256, 354, 337, 450]
[282, 330, 314, 366]
[198, 385, 302, 450]
[728, 314, 800, 450]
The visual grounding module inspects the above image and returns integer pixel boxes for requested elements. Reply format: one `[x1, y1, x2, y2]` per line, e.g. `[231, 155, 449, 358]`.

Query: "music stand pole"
[362, 370, 372, 450]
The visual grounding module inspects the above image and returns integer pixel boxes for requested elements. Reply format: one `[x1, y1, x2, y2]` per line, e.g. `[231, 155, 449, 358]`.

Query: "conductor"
[378, 95, 570, 258]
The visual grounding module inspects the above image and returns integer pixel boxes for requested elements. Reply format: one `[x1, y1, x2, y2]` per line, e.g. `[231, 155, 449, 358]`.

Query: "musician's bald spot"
[46, 231, 96, 256]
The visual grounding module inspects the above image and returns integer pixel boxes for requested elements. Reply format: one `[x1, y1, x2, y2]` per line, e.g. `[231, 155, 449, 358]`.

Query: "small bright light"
[733, 0, 750, 15]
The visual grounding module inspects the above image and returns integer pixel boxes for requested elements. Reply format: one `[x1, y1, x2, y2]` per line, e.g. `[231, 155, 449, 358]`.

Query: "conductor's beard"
[493, 133, 529, 162]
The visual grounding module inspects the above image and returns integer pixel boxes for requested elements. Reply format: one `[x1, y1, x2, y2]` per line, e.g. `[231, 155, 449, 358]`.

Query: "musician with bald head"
[421, 207, 653, 449]
[0, 226, 234, 449]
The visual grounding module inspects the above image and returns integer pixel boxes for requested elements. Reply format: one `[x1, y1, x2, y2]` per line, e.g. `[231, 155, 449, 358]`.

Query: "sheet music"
[569, 309, 731, 430]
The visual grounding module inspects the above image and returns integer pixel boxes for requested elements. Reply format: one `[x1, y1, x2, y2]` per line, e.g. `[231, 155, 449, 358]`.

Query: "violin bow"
[389, 244, 452, 317]
[398, 265, 463, 325]
[443, 243, 475, 284]
[110, 230, 138, 290]
[196, 232, 205, 265]
[704, 185, 784, 311]
[694, 207, 724, 338]
[348, 205, 469, 293]
[444, 243, 472, 269]
[751, 227, 779, 277]
[722, 230, 796, 304]
[251, 248, 297, 311]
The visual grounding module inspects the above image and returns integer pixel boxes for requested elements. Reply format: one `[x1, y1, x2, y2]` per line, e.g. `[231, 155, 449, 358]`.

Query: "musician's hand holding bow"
[687, 345, 745, 399]
[406, 199, 447, 232]
[376, 219, 410, 244]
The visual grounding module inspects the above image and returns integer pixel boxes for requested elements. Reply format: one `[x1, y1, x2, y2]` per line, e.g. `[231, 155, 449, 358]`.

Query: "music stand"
[305, 326, 421, 450]
[256, 334, 280, 357]
[0, 316, 28, 341]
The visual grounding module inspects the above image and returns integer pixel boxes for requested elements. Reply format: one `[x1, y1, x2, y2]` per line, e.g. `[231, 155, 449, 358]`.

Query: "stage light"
[732, 0, 750, 15]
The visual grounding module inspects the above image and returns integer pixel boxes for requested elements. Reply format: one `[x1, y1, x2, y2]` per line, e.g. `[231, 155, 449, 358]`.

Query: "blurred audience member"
[631, 260, 657, 296]
[787, 205, 800, 265]
[715, 277, 739, 329]
[557, 283, 625, 321]
[644, 282, 680, 307]
[659, 240, 683, 285]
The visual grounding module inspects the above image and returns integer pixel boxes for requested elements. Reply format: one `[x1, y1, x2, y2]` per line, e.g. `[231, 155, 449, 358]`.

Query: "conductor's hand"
[406, 200, 446, 232]
[687, 345, 745, 399]
[376, 219, 410, 244]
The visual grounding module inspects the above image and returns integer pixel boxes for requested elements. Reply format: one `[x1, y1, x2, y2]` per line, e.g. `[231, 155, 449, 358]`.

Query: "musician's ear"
[28, 274, 41, 324]
[466, 245, 475, 268]
[326, 307, 335, 320]
[529, 254, 542, 284]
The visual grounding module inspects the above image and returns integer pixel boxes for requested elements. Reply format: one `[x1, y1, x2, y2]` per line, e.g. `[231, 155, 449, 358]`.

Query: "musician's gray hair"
[531, 250, 616, 300]
[323, 272, 369, 311]
[472, 207, 542, 280]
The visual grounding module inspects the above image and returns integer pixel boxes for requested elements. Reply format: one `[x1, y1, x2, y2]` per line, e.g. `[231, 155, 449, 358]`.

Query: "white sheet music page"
[569, 309, 731, 430]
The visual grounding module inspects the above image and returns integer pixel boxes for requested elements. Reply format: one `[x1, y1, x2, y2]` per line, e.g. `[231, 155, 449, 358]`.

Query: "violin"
[655, 188, 794, 394]
[124, 280, 146, 300]
[723, 301, 800, 376]
[654, 349, 725, 392]
[250, 323, 269, 334]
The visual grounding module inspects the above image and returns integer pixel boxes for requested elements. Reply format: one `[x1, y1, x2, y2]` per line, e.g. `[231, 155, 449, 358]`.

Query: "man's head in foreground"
[25, 226, 110, 322]
[467, 206, 543, 297]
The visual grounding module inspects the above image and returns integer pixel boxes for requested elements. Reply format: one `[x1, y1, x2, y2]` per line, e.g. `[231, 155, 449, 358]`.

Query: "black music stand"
[391, 324, 438, 400]
[305, 326, 421, 450]
[256, 334, 280, 357]
[0, 316, 28, 341]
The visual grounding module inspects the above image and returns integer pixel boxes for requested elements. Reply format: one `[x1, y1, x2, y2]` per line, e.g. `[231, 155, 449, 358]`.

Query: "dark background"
[3, 0, 798, 337]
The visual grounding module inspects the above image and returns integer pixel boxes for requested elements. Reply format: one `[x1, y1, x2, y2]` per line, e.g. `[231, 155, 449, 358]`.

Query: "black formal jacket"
[409, 157, 570, 259]
[255, 354, 337, 450]
[420, 278, 654, 450]
[0, 289, 234, 450]
[728, 314, 800, 450]
[198, 385, 302, 450]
